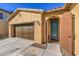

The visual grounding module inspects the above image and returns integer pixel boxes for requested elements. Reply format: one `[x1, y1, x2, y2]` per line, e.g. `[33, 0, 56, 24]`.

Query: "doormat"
[31, 43, 48, 49]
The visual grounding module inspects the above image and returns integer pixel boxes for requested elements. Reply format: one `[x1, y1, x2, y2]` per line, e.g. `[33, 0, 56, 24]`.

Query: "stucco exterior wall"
[9, 11, 43, 44]
[0, 20, 8, 37]
[71, 4, 79, 55]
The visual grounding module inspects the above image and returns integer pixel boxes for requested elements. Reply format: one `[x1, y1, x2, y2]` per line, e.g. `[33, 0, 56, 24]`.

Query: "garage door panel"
[23, 35, 29, 39]
[29, 34, 34, 40]
[15, 24, 34, 40]
[15, 26, 23, 38]
[22, 33, 29, 39]
[16, 30, 22, 38]
[23, 30, 34, 39]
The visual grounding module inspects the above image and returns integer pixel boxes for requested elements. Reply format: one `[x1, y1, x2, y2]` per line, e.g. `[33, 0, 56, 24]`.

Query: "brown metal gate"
[15, 23, 34, 40]
[60, 12, 73, 55]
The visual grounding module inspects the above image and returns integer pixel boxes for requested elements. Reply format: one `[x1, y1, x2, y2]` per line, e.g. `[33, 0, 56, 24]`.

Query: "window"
[0, 13, 3, 19]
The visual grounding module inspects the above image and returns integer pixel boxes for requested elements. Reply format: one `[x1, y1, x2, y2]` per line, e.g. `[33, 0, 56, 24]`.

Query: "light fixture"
[34, 21, 40, 26]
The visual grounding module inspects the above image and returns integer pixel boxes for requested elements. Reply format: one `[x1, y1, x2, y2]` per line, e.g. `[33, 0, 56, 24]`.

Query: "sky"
[0, 3, 64, 12]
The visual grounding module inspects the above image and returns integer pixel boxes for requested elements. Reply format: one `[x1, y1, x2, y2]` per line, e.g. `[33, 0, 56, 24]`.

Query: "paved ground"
[0, 37, 62, 56]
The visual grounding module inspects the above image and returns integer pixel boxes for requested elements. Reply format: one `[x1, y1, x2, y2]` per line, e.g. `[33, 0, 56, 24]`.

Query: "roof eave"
[47, 3, 77, 13]
[7, 9, 44, 22]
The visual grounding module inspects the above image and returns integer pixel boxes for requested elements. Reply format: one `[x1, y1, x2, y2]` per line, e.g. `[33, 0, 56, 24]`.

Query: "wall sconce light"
[34, 21, 40, 26]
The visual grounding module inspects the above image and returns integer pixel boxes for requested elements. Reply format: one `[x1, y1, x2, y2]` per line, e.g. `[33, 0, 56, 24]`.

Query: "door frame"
[46, 16, 60, 42]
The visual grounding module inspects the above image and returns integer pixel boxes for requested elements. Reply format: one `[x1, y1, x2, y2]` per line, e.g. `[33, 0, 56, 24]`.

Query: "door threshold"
[49, 39, 59, 43]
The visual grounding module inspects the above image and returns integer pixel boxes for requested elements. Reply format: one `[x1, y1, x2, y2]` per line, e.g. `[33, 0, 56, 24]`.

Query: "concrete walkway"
[0, 37, 62, 56]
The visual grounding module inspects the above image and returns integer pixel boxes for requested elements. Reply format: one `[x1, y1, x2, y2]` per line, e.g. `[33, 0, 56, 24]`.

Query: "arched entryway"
[45, 12, 74, 56]
[43, 16, 62, 56]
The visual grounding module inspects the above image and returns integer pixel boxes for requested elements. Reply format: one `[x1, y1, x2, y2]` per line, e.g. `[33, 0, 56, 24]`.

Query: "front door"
[50, 19, 58, 40]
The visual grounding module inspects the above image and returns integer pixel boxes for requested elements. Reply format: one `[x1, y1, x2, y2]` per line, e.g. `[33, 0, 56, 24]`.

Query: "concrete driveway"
[0, 37, 62, 56]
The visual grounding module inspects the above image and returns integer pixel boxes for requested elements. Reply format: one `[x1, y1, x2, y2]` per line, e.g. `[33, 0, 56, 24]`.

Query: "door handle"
[68, 36, 71, 38]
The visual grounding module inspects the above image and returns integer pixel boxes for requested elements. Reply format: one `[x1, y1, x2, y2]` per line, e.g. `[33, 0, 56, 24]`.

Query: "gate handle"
[68, 36, 71, 38]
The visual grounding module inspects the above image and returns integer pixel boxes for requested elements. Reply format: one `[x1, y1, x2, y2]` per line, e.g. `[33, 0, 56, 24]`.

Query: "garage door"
[15, 23, 34, 40]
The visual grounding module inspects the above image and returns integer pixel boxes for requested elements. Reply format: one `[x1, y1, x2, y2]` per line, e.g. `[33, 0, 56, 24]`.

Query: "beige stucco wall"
[9, 11, 43, 44]
[0, 20, 8, 37]
[71, 4, 79, 55]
